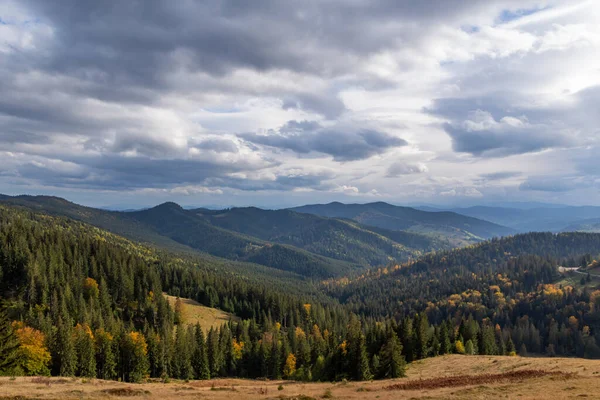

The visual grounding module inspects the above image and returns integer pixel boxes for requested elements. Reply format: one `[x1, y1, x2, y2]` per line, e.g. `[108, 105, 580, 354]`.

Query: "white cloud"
[0, 0, 599, 206]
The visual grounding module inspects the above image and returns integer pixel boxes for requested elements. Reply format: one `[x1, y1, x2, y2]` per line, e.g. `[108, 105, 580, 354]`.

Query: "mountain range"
[0, 194, 515, 279]
[427, 205, 600, 233]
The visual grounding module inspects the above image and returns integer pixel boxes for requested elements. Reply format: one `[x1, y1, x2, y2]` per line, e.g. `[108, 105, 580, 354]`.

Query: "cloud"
[519, 176, 583, 192]
[386, 162, 428, 177]
[479, 171, 522, 180]
[1, 0, 600, 206]
[240, 120, 407, 161]
[441, 110, 571, 157]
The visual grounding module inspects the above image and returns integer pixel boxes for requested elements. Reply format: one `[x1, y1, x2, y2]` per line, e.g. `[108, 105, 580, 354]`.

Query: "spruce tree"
[378, 329, 406, 379]
[0, 305, 19, 374]
[74, 324, 96, 378]
[192, 324, 210, 380]
[55, 318, 76, 376]
[95, 329, 116, 380]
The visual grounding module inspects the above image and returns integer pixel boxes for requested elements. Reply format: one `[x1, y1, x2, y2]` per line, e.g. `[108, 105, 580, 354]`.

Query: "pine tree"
[55, 318, 76, 376]
[192, 324, 210, 380]
[354, 333, 372, 381]
[0, 305, 19, 374]
[378, 329, 406, 379]
[269, 337, 281, 379]
[414, 313, 429, 359]
[439, 323, 451, 355]
[465, 339, 475, 355]
[74, 324, 96, 378]
[506, 337, 516, 356]
[95, 329, 116, 380]
[207, 327, 221, 377]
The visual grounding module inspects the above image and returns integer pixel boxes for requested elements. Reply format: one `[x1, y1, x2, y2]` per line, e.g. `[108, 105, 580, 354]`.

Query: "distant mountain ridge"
[441, 205, 600, 232]
[290, 201, 515, 246]
[0, 194, 456, 279]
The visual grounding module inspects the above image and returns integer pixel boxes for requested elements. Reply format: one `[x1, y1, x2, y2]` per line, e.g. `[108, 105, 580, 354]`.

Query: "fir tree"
[378, 329, 406, 379]
[192, 324, 210, 380]
[0, 305, 19, 374]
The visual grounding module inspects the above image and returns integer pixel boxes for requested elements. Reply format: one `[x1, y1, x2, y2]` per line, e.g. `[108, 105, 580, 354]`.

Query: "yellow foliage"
[295, 326, 306, 340]
[455, 340, 465, 354]
[283, 353, 296, 378]
[12, 322, 51, 375]
[312, 324, 322, 340]
[303, 303, 311, 315]
[568, 316, 578, 329]
[339, 340, 348, 355]
[83, 277, 99, 298]
[274, 322, 281, 332]
[232, 339, 244, 360]
[128, 331, 148, 356]
[74, 323, 94, 339]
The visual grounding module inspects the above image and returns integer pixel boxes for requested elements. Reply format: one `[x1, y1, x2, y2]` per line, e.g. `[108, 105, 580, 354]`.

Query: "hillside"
[0, 195, 360, 278]
[2, 355, 598, 399]
[0, 195, 452, 278]
[561, 218, 600, 233]
[291, 201, 514, 246]
[193, 206, 449, 266]
[164, 294, 239, 331]
[327, 231, 600, 323]
[2, 202, 600, 387]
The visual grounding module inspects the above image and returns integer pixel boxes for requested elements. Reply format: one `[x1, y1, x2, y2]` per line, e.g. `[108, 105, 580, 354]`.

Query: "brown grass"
[1, 355, 600, 399]
[163, 293, 239, 331]
[386, 369, 572, 390]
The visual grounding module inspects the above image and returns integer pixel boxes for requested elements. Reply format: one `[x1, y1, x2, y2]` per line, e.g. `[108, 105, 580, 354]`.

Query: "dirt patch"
[386, 369, 575, 391]
[100, 387, 151, 396]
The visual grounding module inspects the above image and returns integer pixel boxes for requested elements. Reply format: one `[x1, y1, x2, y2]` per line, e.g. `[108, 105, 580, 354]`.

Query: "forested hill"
[0, 195, 449, 278]
[3, 204, 600, 384]
[328, 231, 600, 319]
[192, 206, 449, 266]
[290, 201, 515, 246]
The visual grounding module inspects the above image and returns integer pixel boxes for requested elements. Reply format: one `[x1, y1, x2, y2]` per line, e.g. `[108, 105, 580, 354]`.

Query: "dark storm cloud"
[240, 120, 407, 161]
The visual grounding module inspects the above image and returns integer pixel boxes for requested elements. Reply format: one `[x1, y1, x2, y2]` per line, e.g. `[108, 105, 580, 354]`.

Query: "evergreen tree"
[192, 324, 210, 380]
[55, 318, 76, 376]
[439, 323, 451, 355]
[0, 305, 19, 374]
[378, 329, 406, 379]
[74, 324, 96, 378]
[95, 329, 116, 380]
[465, 339, 475, 355]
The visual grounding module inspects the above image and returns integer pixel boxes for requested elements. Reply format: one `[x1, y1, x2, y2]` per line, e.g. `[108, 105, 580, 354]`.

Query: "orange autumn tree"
[12, 322, 51, 376]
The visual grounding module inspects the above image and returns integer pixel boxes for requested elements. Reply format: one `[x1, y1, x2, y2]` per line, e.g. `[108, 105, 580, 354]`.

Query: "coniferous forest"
[1, 203, 600, 383]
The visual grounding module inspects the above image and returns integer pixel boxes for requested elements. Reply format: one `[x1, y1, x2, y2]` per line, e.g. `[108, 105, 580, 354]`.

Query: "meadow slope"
[2, 355, 599, 399]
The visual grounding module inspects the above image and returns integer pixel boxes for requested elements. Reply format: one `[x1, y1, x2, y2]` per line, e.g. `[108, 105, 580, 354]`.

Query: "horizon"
[1, 1, 599, 207]
[1, 191, 597, 212]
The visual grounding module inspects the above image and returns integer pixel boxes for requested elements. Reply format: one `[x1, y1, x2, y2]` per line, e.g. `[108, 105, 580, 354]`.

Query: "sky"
[0, 0, 599, 209]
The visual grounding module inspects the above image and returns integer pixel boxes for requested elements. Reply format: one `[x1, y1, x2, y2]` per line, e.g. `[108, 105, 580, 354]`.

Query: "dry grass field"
[164, 294, 239, 331]
[2, 354, 600, 399]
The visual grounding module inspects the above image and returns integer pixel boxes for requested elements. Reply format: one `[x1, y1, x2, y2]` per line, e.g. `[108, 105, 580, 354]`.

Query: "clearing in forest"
[164, 294, 239, 331]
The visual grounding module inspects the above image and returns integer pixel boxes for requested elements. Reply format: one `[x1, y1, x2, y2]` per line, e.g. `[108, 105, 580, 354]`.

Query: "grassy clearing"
[164, 294, 239, 331]
[2, 355, 600, 399]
